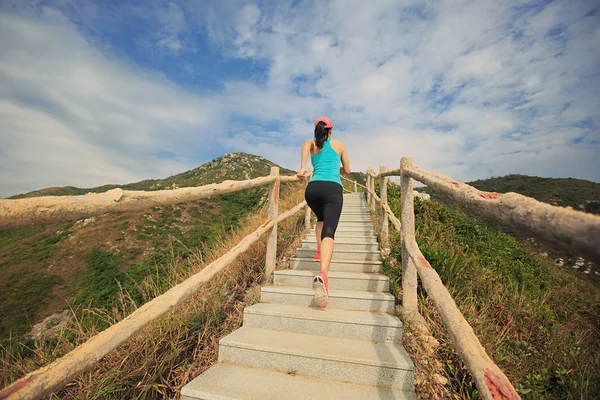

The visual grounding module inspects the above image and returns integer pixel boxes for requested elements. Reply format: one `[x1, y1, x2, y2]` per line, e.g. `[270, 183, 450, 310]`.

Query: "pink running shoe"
[313, 250, 321, 260]
[313, 272, 329, 308]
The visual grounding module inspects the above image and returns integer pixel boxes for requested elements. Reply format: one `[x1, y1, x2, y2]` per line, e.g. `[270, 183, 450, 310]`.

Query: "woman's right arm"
[340, 142, 351, 175]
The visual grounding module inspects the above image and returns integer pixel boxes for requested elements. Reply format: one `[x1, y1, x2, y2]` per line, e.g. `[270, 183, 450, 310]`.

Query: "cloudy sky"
[0, 0, 598, 197]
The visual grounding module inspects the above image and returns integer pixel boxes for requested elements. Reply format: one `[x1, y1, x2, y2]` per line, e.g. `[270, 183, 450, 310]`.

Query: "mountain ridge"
[8, 152, 296, 199]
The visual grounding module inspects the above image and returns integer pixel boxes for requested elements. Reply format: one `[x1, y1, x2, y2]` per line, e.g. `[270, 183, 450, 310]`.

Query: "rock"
[435, 374, 448, 385]
[413, 191, 431, 201]
[28, 310, 70, 340]
[556, 258, 564, 267]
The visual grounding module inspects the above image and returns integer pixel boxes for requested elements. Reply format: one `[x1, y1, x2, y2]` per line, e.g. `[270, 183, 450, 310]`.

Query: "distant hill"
[467, 174, 600, 215]
[10, 153, 296, 199]
[0, 153, 300, 341]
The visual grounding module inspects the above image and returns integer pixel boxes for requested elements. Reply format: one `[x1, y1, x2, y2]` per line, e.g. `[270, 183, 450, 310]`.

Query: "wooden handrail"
[0, 200, 307, 400]
[0, 175, 300, 231]
[404, 166, 600, 264]
[402, 234, 520, 400]
[340, 175, 368, 190]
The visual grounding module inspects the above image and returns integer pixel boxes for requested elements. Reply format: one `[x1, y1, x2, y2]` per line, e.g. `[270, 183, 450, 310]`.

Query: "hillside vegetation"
[8, 152, 294, 199]
[1, 175, 307, 399]
[0, 153, 296, 343]
[467, 174, 600, 215]
[381, 181, 600, 399]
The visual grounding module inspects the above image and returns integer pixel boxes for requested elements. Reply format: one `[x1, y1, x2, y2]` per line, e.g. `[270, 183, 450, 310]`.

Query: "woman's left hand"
[296, 168, 307, 180]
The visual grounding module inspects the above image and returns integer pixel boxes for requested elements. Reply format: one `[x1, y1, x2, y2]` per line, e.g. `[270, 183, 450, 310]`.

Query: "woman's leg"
[318, 189, 343, 274]
[313, 184, 343, 308]
[305, 182, 324, 257]
[315, 221, 323, 252]
[319, 237, 334, 274]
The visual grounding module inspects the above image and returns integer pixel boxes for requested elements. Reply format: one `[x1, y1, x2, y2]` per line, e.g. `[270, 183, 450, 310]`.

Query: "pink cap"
[315, 116, 333, 128]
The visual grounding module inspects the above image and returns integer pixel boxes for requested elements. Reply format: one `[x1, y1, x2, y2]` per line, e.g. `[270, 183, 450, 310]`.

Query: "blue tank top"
[310, 139, 342, 186]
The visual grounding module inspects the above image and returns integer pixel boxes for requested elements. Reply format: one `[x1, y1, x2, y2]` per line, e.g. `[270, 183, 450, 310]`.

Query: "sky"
[0, 0, 599, 198]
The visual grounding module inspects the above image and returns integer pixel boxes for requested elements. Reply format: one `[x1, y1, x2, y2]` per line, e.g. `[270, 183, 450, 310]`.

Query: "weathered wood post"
[367, 167, 376, 212]
[265, 167, 280, 281]
[366, 171, 372, 207]
[400, 157, 418, 312]
[304, 168, 312, 233]
[354, 181, 357, 192]
[367, 171, 371, 207]
[379, 166, 389, 248]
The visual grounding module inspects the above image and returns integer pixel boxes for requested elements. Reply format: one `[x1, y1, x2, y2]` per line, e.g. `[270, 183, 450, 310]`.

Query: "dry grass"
[1, 183, 308, 399]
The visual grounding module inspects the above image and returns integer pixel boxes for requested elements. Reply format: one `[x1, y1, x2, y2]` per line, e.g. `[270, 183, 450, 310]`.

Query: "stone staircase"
[181, 192, 416, 399]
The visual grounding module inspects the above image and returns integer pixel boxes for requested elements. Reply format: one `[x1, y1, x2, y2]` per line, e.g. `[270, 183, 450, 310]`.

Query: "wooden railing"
[5, 158, 597, 400]
[0, 168, 307, 400]
[365, 157, 600, 400]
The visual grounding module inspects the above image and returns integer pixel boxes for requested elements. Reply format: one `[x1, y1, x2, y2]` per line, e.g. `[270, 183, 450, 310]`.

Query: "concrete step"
[336, 220, 373, 224]
[339, 211, 370, 215]
[274, 269, 389, 292]
[303, 237, 378, 244]
[301, 241, 379, 252]
[290, 258, 382, 273]
[309, 228, 376, 236]
[181, 363, 417, 400]
[261, 286, 394, 313]
[308, 231, 378, 239]
[243, 303, 401, 342]
[295, 248, 380, 261]
[338, 218, 370, 223]
[218, 327, 414, 390]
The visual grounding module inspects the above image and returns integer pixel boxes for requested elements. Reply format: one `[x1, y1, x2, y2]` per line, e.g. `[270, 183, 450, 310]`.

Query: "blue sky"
[0, 0, 599, 197]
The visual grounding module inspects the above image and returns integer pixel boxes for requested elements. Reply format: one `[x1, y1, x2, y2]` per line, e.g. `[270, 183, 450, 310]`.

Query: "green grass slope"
[9, 152, 295, 199]
[467, 174, 600, 215]
[0, 153, 299, 342]
[382, 182, 600, 399]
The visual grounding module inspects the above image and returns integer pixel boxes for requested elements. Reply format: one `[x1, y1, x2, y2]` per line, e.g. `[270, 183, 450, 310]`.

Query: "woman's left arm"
[297, 140, 312, 180]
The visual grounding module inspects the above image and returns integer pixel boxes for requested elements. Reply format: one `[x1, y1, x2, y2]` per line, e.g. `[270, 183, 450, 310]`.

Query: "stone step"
[218, 327, 414, 390]
[336, 220, 373, 224]
[295, 248, 380, 261]
[303, 237, 378, 244]
[301, 241, 379, 252]
[261, 286, 394, 313]
[309, 226, 376, 236]
[243, 303, 401, 342]
[274, 269, 388, 292]
[290, 258, 382, 273]
[181, 363, 416, 400]
[308, 231, 378, 239]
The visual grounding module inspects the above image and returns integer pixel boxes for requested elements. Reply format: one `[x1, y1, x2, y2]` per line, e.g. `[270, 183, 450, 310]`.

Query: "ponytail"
[314, 121, 331, 149]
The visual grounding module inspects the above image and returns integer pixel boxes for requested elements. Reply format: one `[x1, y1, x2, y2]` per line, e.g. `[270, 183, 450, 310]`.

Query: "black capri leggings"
[305, 181, 343, 240]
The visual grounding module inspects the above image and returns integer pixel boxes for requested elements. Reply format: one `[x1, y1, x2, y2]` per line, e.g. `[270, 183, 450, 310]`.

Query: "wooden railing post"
[367, 167, 375, 212]
[265, 167, 280, 281]
[379, 166, 389, 248]
[366, 170, 372, 207]
[304, 168, 312, 232]
[354, 181, 357, 192]
[400, 157, 418, 312]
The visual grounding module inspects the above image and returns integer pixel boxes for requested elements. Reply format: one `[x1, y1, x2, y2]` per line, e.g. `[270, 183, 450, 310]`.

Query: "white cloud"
[0, 8, 219, 197]
[0, 0, 598, 198]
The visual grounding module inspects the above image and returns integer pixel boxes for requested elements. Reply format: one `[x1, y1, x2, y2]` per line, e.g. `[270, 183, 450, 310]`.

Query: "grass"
[467, 174, 600, 214]
[380, 181, 600, 399]
[1, 182, 307, 399]
[0, 225, 74, 340]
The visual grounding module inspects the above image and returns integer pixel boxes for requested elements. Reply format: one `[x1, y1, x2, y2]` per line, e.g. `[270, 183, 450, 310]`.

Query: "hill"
[9, 153, 295, 199]
[467, 174, 600, 214]
[0, 153, 299, 342]
[383, 182, 600, 398]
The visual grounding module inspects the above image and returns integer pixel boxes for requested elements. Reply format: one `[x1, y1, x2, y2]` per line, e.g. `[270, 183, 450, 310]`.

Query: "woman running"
[297, 116, 351, 308]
